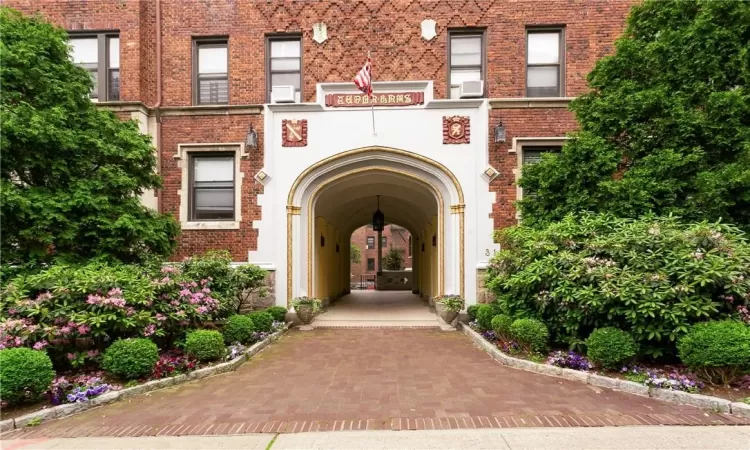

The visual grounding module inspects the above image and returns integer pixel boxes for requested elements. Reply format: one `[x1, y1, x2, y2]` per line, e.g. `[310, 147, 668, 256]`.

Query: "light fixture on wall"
[494, 121, 506, 143]
[245, 123, 258, 149]
[372, 195, 385, 232]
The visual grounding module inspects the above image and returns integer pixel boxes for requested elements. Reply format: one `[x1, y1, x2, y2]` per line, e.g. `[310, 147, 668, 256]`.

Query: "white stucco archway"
[285, 146, 465, 306]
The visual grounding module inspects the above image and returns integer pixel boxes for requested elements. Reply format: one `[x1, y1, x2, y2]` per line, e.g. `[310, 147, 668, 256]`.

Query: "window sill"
[181, 221, 240, 231]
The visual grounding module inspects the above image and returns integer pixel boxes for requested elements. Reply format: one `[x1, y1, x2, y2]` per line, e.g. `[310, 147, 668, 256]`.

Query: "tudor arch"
[285, 146, 465, 305]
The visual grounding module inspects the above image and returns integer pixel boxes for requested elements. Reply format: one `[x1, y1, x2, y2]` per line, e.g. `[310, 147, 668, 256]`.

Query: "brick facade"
[350, 225, 412, 285]
[7, 0, 635, 260]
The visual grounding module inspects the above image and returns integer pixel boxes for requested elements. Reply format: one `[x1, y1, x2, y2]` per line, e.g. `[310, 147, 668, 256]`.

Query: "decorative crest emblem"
[421, 19, 437, 41]
[312, 23, 328, 44]
[282, 119, 308, 147]
[443, 116, 470, 144]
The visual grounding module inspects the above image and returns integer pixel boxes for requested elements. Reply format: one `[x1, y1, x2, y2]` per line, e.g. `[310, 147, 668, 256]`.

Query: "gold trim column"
[451, 204, 465, 299]
[286, 205, 301, 307]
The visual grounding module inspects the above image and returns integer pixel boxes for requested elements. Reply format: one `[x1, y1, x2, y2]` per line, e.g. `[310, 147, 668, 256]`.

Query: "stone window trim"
[69, 31, 120, 101]
[447, 28, 487, 99]
[192, 37, 229, 105]
[266, 33, 303, 103]
[175, 143, 247, 230]
[513, 138, 567, 218]
[525, 26, 566, 98]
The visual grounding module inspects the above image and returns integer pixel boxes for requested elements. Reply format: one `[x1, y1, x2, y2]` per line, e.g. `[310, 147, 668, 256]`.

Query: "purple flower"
[33, 340, 48, 350]
[143, 324, 156, 337]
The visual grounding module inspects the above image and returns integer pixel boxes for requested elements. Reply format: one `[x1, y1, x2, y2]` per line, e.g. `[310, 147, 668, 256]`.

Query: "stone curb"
[2, 324, 290, 434]
[460, 322, 740, 415]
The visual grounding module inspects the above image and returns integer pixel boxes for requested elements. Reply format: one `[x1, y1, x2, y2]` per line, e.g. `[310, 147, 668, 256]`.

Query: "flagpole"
[369, 51, 376, 136]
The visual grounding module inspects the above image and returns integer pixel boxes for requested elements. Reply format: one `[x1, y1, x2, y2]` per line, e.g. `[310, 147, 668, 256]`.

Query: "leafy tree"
[0, 7, 179, 268]
[350, 244, 362, 264]
[518, 1, 750, 230]
[383, 247, 404, 271]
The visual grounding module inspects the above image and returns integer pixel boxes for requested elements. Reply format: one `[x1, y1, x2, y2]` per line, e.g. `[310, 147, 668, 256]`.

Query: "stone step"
[310, 319, 440, 328]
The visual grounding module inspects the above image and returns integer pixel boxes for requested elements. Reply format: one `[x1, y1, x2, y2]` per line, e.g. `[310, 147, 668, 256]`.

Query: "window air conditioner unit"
[459, 80, 484, 98]
[271, 85, 295, 103]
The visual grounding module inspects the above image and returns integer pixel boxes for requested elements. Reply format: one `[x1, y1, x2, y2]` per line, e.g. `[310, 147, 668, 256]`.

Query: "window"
[366, 236, 375, 248]
[367, 258, 376, 271]
[381, 236, 387, 247]
[189, 153, 235, 220]
[408, 236, 412, 257]
[521, 145, 562, 197]
[70, 33, 119, 101]
[194, 39, 228, 105]
[448, 31, 484, 99]
[526, 29, 564, 97]
[267, 36, 301, 102]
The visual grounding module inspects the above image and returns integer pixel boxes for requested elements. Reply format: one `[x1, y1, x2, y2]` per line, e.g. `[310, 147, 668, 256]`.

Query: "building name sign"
[325, 92, 424, 107]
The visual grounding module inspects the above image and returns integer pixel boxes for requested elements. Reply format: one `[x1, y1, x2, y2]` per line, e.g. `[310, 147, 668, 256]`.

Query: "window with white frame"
[189, 153, 235, 220]
[267, 36, 301, 102]
[70, 33, 120, 101]
[448, 31, 484, 99]
[526, 29, 565, 97]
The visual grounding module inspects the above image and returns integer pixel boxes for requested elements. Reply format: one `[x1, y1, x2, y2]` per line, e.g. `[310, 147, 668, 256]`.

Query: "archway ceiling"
[314, 172, 438, 237]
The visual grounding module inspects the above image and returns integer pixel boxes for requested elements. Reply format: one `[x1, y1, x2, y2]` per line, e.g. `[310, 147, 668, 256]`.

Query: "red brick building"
[350, 224, 412, 284]
[7, 0, 635, 305]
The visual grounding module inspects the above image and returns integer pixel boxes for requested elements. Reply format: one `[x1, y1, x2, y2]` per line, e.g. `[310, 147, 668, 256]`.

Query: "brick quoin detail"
[5, 0, 635, 258]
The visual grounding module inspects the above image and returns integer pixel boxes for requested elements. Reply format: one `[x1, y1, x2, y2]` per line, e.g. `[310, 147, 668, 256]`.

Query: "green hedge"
[677, 321, 750, 385]
[510, 318, 549, 354]
[102, 338, 159, 380]
[0, 348, 55, 405]
[185, 330, 225, 362]
[585, 327, 637, 369]
[487, 214, 750, 357]
[222, 315, 256, 345]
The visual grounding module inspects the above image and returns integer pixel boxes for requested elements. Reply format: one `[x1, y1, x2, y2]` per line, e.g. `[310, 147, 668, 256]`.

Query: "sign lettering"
[325, 92, 424, 107]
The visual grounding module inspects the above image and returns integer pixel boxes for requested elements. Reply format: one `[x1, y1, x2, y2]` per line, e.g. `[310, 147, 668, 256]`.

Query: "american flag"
[354, 54, 372, 96]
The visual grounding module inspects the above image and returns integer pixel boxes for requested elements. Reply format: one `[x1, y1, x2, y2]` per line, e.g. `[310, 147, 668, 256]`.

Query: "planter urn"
[296, 304, 315, 324]
[436, 302, 459, 324]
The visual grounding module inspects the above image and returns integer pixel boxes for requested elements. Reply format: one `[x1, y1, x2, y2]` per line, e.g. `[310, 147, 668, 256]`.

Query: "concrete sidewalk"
[4, 426, 749, 449]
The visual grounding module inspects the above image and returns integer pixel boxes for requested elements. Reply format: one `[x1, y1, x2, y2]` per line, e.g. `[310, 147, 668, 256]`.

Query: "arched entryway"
[285, 146, 465, 310]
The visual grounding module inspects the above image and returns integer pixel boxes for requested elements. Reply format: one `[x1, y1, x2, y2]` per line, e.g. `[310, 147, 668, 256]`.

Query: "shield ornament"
[443, 116, 470, 144]
[421, 19, 437, 41]
[312, 23, 328, 44]
[282, 119, 308, 147]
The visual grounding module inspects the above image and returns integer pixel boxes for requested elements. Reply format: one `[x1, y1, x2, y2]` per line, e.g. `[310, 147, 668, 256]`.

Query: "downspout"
[154, 0, 163, 213]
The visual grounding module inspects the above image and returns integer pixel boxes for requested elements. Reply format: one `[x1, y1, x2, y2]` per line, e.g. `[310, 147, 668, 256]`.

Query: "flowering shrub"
[152, 352, 197, 379]
[621, 365, 703, 393]
[547, 351, 594, 371]
[226, 343, 247, 361]
[487, 214, 750, 357]
[48, 372, 120, 405]
[0, 261, 223, 364]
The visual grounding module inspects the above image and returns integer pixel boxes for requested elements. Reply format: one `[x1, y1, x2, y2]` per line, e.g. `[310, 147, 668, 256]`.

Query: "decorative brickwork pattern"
[4, 0, 635, 258]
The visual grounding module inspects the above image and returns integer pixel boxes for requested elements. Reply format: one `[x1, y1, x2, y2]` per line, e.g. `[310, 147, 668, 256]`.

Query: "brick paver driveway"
[7, 329, 746, 439]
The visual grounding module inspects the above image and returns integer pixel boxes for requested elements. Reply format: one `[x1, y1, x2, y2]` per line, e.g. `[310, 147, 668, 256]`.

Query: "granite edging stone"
[460, 322, 737, 415]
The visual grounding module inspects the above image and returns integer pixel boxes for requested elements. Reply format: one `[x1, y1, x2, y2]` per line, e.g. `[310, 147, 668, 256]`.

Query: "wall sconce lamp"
[494, 121, 506, 143]
[245, 123, 258, 149]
